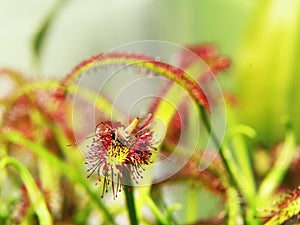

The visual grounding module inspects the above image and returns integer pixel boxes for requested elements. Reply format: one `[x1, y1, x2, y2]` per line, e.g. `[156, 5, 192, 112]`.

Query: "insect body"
[114, 113, 154, 147]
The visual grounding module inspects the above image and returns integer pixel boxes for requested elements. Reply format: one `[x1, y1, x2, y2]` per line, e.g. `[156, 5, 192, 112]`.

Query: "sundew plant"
[0, 1, 300, 225]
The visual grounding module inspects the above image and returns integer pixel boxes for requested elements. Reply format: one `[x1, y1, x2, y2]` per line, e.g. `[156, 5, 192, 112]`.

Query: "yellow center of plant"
[106, 140, 130, 164]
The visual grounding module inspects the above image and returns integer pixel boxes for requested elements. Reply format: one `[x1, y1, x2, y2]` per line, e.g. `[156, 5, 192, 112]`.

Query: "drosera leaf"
[0, 68, 26, 85]
[0, 130, 117, 225]
[225, 125, 257, 203]
[258, 118, 296, 200]
[0, 156, 52, 225]
[55, 52, 208, 107]
[55, 52, 210, 157]
[1, 80, 114, 125]
[263, 186, 300, 225]
[226, 186, 243, 225]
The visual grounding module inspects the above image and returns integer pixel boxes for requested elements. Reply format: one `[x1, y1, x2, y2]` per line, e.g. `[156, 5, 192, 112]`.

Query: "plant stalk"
[123, 170, 138, 225]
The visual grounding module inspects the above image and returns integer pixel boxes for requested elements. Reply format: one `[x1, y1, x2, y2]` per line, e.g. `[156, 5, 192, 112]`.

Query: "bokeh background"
[1, 0, 299, 146]
[1, 0, 299, 224]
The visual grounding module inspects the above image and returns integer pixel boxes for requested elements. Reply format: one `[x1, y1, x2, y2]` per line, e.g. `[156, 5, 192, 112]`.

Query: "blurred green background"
[1, 0, 299, 147]
[0, 0, 251, 76]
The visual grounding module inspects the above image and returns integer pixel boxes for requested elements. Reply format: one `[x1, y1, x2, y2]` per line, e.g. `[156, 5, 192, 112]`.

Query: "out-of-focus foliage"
[0, 0, 300, 225]
[234, 0, 300, 146]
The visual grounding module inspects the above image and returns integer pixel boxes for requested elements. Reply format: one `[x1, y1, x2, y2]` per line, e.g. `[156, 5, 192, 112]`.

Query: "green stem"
[144, 194, 169, 225]
[1, 131, 116, 225]
[186, 189, 196, 222]
[0, 157, 53, 225]
[198, 105, 250, 223]
[123, 170, 138, 225]
[198, 104, 235, 185]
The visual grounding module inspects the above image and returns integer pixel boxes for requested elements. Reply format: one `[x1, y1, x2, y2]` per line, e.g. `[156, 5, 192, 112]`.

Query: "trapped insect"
[97, 113, 155, 147]
[85, 113, 157, 198]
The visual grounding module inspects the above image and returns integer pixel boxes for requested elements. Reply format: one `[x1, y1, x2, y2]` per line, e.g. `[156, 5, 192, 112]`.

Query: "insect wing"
[135, 113, 152, 129]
